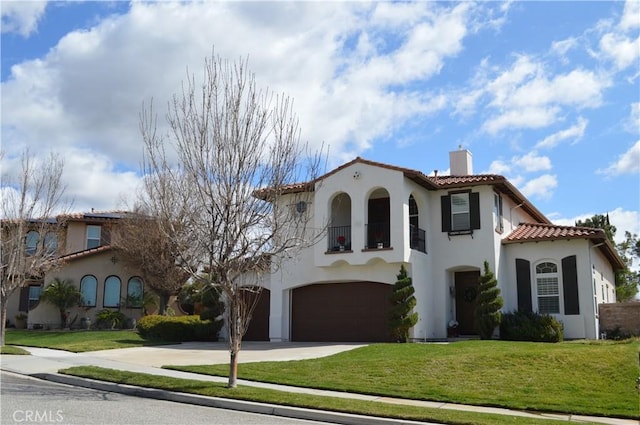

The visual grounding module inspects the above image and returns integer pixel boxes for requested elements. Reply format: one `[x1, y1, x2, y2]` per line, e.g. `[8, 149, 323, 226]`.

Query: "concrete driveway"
[80, 341, 368, 367]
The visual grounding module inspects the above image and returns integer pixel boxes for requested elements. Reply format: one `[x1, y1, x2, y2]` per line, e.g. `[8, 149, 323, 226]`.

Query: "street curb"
[32, 373, 438, 425]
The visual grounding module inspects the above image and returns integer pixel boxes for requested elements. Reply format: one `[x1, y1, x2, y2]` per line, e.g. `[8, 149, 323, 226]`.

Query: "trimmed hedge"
[500, 310, 564, 343]
[137, 315, 223, 342]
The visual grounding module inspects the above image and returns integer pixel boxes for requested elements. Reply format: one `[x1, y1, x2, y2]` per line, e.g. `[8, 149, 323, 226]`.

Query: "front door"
[455, 271, 480, 335]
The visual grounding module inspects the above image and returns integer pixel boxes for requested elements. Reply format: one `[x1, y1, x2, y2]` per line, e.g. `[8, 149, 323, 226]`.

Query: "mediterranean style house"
[5, 211, 149, 330]
[6, 149, 624, 342]
[258, 149, 624, 341]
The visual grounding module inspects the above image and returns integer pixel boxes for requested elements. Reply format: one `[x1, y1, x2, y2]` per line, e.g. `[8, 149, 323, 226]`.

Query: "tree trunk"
[228, 349, 239, 388]
[159, 293, 168, 315]
[1, 304, 7, 346]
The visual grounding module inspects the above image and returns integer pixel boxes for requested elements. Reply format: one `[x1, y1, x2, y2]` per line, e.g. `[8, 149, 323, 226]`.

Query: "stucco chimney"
[449, 147, 473, 175]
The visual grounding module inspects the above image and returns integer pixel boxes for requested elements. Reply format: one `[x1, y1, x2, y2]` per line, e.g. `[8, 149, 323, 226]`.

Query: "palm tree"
[40, 278, 82, 329]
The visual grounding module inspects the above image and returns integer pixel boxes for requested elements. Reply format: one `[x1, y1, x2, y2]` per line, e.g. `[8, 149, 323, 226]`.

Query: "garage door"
[243, 288, 270, 341]
[291, 282, 393, 342]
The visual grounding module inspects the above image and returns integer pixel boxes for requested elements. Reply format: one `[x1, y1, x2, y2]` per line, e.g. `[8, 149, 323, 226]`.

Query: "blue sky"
[1, 1, 639, 244]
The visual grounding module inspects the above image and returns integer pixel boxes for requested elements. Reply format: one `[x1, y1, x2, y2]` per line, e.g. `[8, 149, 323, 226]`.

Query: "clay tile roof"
[430, 174, 505, 186]
[504, 222, 603, 243]
[504, 223, 625, 270]
[57, 245, 113, 262]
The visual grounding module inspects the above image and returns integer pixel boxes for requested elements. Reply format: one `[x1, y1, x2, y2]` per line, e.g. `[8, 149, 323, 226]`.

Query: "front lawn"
[0, 345, 30, 355]
[60, 366, 567, 425]
[166, 339, 640, 419]
[4, 329, 172, 352]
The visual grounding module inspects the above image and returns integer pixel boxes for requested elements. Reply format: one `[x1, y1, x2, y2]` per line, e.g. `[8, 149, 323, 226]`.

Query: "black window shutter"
[516, 258, 532, 312]
[18, 286, 29, 312]
[562, 255, 580, 315]
[470, 192, 481, 229]
[441, 195, 451, 232]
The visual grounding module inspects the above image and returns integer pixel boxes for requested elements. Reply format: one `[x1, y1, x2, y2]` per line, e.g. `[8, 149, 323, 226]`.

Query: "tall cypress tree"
[389, 264, 418, 343]
[475, 260, 504, 340]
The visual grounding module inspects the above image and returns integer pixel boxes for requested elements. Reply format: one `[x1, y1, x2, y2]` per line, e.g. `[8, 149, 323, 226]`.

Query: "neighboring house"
[258, 149, 624, 342]
[6, 211, 150, 329]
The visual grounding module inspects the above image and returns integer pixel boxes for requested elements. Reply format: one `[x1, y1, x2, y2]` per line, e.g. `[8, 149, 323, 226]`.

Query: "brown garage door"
[291, 282, 393, 342]
[243, 288, 270, 341]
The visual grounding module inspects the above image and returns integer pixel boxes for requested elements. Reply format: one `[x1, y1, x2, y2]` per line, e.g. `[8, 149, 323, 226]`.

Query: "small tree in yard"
[1, 150, 70, 345]
[139, 51, 323, 388]
[111, 211, 190, 314]
[475, 260, 503, 340]
[40, 278, 82, 329]
[389, 264, 418, 343]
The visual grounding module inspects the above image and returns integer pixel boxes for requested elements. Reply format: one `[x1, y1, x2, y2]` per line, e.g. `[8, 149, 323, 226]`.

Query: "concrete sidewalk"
[1, 342, 637, 425]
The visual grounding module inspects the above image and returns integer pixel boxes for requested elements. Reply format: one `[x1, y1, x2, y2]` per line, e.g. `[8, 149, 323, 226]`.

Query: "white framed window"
[28, 285, 42, 310]
[25, 230, 39, 255]
[536, 262, 560, 314]
[450, 193, 470, 231]
[86, 225, 101, 249]
[80, 275, 97, 307]
[104, 276, 121, 307]
[126, 277, 143, 308]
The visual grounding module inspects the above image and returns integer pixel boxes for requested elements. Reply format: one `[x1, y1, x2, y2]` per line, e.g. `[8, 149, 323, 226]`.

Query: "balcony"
[327, 225, 351, 252]
[366, 222, 390, 249]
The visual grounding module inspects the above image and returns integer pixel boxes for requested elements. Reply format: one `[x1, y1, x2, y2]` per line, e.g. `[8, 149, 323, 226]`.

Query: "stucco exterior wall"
[501, 238, 611, 339]
[27, 250, 145, 329]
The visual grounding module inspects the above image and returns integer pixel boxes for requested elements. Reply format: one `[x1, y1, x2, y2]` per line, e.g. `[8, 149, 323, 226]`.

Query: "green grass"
[0, 345, 30, 355]
[4, 329, 173, 352]
[60, 366, 570, 425]
[166, 340, 640, 419]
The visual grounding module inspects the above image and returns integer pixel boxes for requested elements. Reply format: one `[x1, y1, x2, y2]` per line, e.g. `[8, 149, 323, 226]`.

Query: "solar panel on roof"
[84, 212, 123, 219]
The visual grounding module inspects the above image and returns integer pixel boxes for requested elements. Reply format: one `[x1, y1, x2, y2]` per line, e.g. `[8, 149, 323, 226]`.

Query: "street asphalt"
[0, 341, 637, 425]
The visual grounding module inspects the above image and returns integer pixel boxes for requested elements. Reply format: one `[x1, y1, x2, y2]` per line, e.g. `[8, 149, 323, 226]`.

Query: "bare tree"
[110, 209, 190, 314]
[140, 52, 323, 388]
[0, 150, 70, 345]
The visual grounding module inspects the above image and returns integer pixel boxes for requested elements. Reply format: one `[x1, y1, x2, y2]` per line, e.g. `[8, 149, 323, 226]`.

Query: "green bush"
[137, 314, 223, 342]
[500, 310, 564, 342]
[95, 309, 129, 330]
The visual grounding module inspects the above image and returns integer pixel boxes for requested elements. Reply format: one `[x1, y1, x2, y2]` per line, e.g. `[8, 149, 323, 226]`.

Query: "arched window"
[536, 262, 560, 314]
[44, 232, 58, 255]
[367, 188, 390, 249]
[127, 277, 143, 308]
[104, 276, 121, 308]
[25, 231, 39, 255]
[328, 192, 352, 251]
[408, 195, 425, 253]
[80, 275, 97, 307]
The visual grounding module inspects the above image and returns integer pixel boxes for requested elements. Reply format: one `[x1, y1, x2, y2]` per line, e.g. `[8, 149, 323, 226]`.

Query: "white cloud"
[487, 159, 511, 175]
[536, 117, 588, 149]
[599, 32, 640, 71]
[551, 37, 578, 57]
[62, 149, 142, 212]
[619, 0, 640, 31]
[483, 106, 560, 134]
[1, 1, 47, 37]
[625, 102, 640, 134]
[597, 140, 640, 176]
[479, 54, 607, 134]
[520, 174, 558, 200]
[1, 1, 487, 161]
[513, 152, 552, 172]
